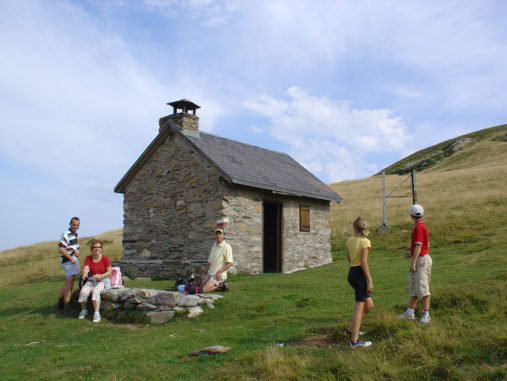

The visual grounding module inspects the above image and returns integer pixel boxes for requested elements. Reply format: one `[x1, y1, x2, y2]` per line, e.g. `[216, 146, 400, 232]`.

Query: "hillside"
[378, 123, 507, 175]
[0, 229, 123, 287]
[329, 123, 507, 238]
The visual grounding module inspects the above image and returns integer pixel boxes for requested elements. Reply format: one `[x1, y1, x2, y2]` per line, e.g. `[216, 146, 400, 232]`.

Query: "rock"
[101, 300, 123, 310]
[124, 298, 140, 309]
[150, 292, 176, 307]
[98, 288, 223, 324]
[102, 288, 134, 302]
[202, 298, 215, 306]
[136, 289, 159, 299]
[136, 303, 158, 312]
[130, 289, 156, 303]
[146, 311, 174, 324]
[205, 294, 223, 301]
[179, 295, 200, 307]
[191, 345, 232, 356]
[187, 306, 204, 318]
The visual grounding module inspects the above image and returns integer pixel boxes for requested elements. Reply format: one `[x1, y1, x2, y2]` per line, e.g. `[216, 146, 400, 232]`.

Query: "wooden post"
[411, 169, 417, 204]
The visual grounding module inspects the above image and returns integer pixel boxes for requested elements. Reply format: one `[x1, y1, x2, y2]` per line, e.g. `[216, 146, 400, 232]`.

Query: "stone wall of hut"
[220, 185, 333, 274]
[118, 130, 228, 277]
[116, 131, 333, 278]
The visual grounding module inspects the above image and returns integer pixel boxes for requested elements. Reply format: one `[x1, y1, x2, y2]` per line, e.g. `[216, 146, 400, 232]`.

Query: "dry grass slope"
[330, 124, 507, 239]
[379, 123, 507, 175]
[0, 229, 123, 287]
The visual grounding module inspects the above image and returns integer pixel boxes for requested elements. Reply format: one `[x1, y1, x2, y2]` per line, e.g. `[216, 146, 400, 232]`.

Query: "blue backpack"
[175, 278, 202, 294]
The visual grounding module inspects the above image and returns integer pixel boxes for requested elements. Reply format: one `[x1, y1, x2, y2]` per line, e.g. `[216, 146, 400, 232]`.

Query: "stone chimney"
[159, 99, 200, 137]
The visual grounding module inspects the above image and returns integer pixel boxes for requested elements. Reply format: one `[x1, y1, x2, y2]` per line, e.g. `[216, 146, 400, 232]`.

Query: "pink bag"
[110, 267, 123, 288]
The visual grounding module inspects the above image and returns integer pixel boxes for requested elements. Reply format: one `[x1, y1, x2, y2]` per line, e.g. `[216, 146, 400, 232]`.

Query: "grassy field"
[0, 229, 123, 288]
[1, 125, 506, 380]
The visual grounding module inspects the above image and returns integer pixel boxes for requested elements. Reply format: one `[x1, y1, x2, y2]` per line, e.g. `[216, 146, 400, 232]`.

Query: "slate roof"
[115, 122, 342, 202]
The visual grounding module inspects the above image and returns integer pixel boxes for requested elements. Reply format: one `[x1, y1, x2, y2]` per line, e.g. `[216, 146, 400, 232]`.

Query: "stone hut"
[114, 99, 342, 278]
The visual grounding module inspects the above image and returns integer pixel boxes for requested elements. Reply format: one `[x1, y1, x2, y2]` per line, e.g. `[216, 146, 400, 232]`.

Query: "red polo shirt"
[411, 220, 429, 256]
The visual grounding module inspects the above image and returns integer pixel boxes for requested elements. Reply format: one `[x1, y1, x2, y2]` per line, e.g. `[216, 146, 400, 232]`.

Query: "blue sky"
[1, 0, 506, 250]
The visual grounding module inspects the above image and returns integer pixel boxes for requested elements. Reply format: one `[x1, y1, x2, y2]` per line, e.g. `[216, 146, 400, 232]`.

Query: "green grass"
[1, 220, 506, 380]
[1, 123, 507, 379]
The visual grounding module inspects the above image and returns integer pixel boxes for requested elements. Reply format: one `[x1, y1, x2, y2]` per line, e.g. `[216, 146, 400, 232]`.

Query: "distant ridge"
[379, 124, 507, 175]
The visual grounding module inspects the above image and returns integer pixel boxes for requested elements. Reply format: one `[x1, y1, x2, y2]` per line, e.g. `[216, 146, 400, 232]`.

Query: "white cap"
[409, 204, 424, 217]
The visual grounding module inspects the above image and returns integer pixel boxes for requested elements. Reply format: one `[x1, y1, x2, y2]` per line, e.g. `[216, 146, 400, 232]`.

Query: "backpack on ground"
[174, 277, 202, 294]
[110, 267, 123, 288]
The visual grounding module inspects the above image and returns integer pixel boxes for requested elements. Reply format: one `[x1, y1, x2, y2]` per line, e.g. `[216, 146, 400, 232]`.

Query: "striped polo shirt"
[59, 229, 79, 263]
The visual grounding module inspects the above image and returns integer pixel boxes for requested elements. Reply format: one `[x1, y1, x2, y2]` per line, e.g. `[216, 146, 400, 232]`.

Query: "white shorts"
[205, 274, 225, 286]
[62, 257, 80, 277]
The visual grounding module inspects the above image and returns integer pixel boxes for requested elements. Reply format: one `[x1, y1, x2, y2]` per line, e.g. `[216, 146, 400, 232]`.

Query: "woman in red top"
[77, 239, 112, 323]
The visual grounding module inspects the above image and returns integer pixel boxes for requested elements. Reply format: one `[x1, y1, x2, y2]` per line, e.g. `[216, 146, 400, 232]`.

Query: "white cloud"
[250, 126, 264, 134]
[243, 87, 410, 182]
[0, 1, 163, 173]
[0, 1, 225, 175]
[140, 0, 238, 26]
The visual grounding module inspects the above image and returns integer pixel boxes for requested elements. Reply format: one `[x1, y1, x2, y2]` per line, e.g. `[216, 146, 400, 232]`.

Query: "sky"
[1, 0, 506, 250]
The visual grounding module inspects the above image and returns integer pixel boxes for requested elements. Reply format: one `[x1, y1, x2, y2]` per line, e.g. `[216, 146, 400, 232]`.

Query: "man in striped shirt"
[58, 217, 81, 313]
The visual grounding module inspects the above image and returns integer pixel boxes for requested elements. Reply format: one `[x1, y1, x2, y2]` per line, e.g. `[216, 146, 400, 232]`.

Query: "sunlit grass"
[0, 229, 123, 287]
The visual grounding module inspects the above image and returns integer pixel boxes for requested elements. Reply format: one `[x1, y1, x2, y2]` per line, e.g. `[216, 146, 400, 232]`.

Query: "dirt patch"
[292, 336, 335, 347]
[105, 322, 146, 330]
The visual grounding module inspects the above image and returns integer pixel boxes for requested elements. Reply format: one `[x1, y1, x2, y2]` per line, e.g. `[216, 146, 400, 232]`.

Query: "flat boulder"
[150, 293, 176, 307]
[191, 345, 231, 356]
[146, 310, 175, 324]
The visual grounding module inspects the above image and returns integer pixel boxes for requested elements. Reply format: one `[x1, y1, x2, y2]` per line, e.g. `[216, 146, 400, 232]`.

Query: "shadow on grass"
[0, 303, 78, 319]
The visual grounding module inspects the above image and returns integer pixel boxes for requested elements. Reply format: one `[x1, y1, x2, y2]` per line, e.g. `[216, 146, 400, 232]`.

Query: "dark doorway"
[263, 201, 282, 273]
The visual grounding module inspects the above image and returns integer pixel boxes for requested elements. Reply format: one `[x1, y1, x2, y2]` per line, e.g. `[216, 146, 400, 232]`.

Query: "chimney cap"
[167, 99, 200, 114]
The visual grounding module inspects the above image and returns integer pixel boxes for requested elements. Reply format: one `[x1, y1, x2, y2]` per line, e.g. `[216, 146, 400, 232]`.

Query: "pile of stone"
[101, 287, 223, 324]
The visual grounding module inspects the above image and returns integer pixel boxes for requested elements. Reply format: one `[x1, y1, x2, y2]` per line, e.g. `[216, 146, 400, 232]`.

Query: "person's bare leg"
[348, 297, 374, 332]
[350, 301, 365, 342]
[362, 297, 374, 321]
[63, 276, 75, 303]
[202, 280, 218, 293]
[408, 295, 418, 309]
[422, 295, 430, 311]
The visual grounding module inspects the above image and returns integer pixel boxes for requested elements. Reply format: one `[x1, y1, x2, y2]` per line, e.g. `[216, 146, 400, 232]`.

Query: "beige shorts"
[409, 254, 432, 297]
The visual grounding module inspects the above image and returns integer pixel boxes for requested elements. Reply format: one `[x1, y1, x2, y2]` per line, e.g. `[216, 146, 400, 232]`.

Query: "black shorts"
[348, 266, 370, 302]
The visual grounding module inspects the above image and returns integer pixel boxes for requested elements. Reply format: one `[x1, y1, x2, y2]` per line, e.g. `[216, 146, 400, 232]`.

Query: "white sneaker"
[349, 339, 372, 348]
[78, 309, 88, 319]
[344, 328, 365, 336]
[420, 312, 431, 323]
[92, 312, 101, 323]
[398, 310, 415, 320]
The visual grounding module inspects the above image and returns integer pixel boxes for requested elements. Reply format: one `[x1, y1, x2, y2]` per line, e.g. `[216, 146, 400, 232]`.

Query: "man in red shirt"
[399, 204, 432, 323]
